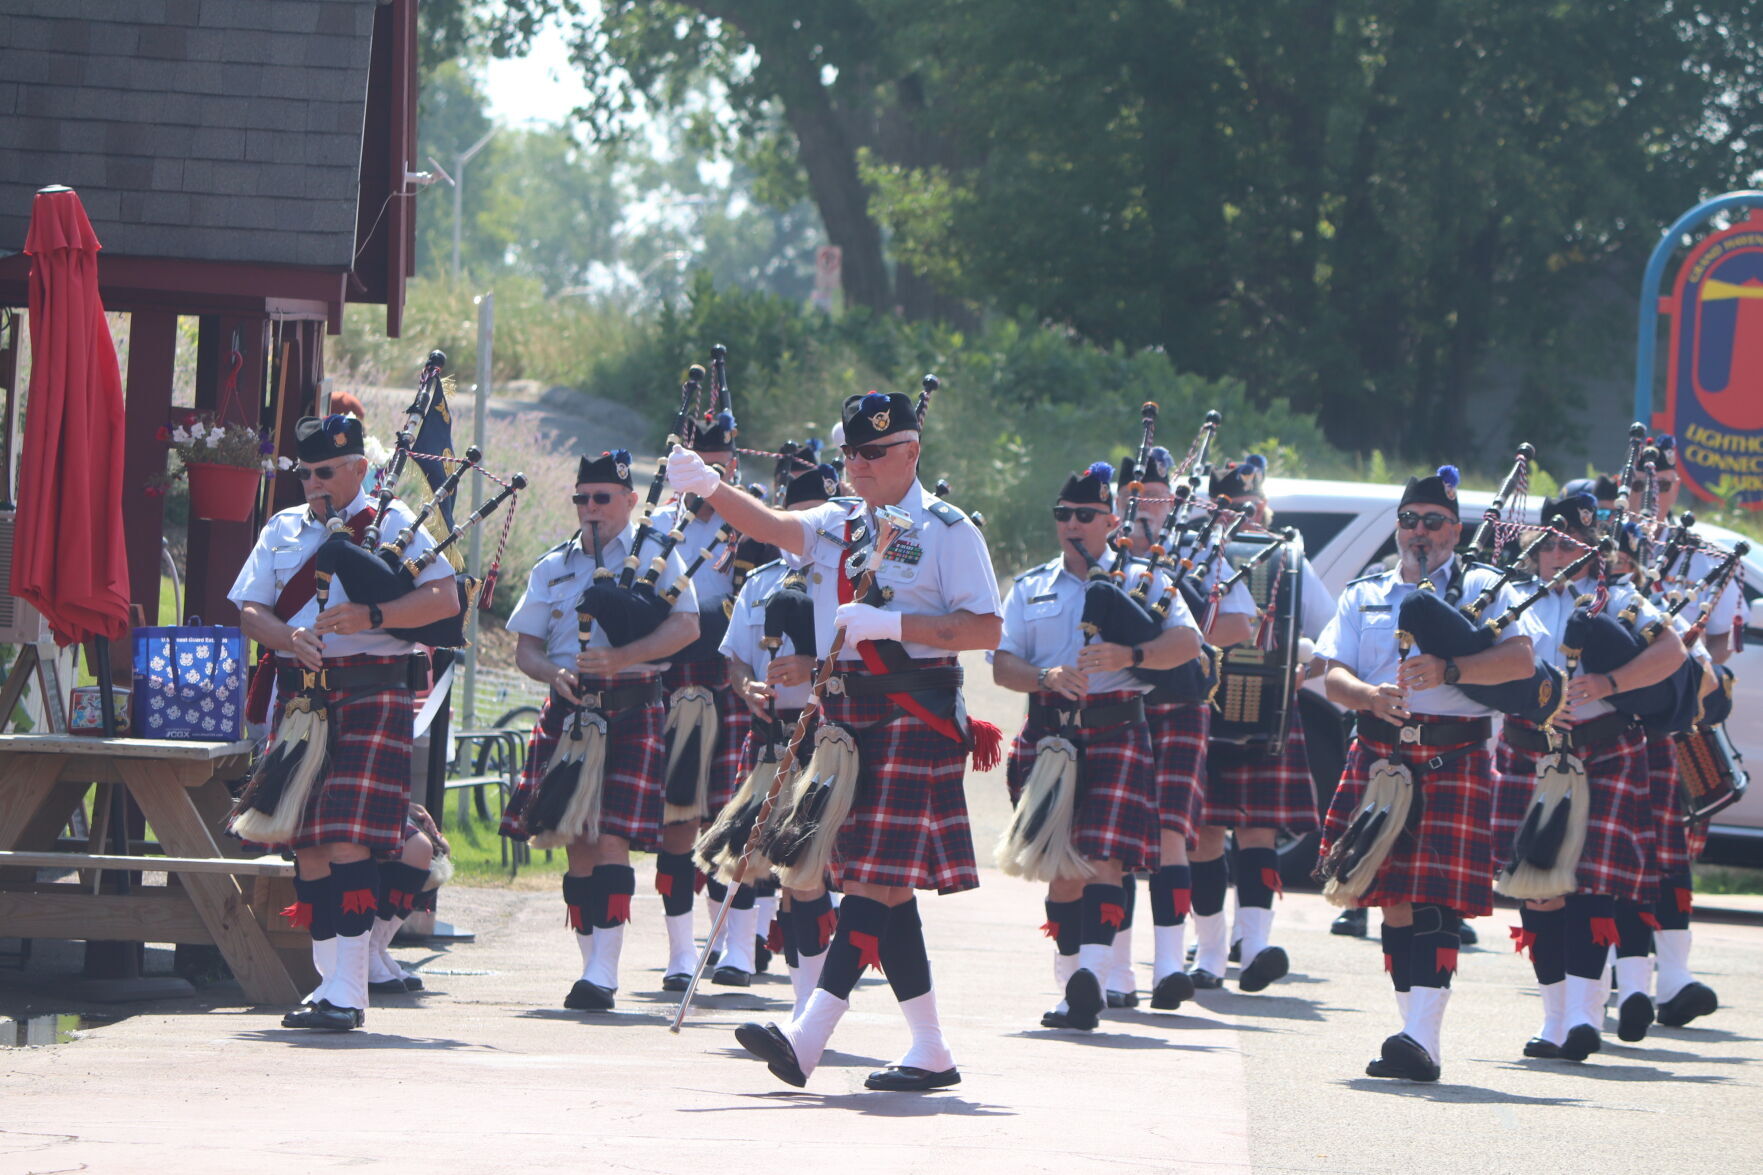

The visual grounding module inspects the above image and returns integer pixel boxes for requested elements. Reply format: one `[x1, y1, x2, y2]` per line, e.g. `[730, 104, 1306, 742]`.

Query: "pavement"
[3, 651, 1760, 1173]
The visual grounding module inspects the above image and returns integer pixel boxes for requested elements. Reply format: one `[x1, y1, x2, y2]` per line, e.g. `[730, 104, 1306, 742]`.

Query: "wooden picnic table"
[0, 733, 312, 1003]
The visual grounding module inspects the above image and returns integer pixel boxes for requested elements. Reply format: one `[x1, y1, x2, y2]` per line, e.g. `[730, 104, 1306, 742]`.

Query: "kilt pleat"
[1146, 700, 1208, 841]
[1006, 691, 1158, 870]
[1199, 711, 1319, 832]
[1493, 723, 1654, 903]
[1320, 733, 1494, 916]
[1645, 734, 1705, 873]
[501, 680, 664, 850]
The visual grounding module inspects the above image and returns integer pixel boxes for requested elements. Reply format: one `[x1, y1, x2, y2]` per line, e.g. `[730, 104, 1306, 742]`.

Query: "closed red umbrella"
[11, 185, 130, 647]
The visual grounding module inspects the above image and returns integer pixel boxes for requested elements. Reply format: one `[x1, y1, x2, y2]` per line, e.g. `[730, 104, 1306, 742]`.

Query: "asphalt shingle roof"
[0, 0, 375, 269]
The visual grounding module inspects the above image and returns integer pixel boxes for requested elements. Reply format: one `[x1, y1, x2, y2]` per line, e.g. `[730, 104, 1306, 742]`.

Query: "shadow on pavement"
[680, 1090, 1017, 1117]
[1496, 1059, 1735, 1084]
[239, 1030, 496, 1050]
[1339, 1078, 1585, 1106]
[1598, 1042, 1753, 1065]
[1191, 992, 1331, 1022]
[1648, 1024, 1756, 1044]
[514, 1008, 674, 1027]
[1007, 1028, 1225, 1052]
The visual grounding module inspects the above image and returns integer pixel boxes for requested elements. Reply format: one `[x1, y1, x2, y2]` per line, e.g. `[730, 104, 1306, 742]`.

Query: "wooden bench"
[0, 734, 313, 1002]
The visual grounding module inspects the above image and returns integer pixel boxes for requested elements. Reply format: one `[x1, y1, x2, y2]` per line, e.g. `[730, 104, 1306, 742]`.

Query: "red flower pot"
[185, 462, 262, 522]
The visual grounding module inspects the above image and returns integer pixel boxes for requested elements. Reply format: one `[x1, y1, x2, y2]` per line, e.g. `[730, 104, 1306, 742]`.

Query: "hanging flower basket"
[185, 461, 262, 522]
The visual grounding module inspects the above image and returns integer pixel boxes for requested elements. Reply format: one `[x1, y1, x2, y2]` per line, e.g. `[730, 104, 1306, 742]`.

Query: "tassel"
[850, 930, 885, 973]
[817, 908, 839, 948]
[280, 901, 312, 930]
[1436, 947, 1459, 975]
[386, 888, 415, 915]
[1040, 919, 1061, 940]
[694, 870, 709, 894]
[1100, 903, 1126, 929]
[567, 904, 586, 932]
[340, 888, 377, 916]
[606, 893, 632, 925]
[1170, 888, 1192, 919]
[1590, 916, 1620, 948]
[1382, 951, 1393, 973]
[766, 920, 786, 953]
[655, 873, 675, 897]
[1640, 911, 1662, 931]
[1675, 887, 1693, 915]
[1261, 867, 1284, 898]
[969, 718, 1004, 772]
[1509, 926, 1535, 956]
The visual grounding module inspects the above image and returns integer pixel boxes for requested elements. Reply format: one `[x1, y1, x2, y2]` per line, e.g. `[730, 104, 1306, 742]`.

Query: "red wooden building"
[0, 0, 421, 625]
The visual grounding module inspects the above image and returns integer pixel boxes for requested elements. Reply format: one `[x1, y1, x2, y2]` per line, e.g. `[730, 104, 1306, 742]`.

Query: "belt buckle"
[581, 690, 603, 710]
[301, 668, 328, 692]
[1399, 725, 1421, 745]
[825, 675, 845, 697]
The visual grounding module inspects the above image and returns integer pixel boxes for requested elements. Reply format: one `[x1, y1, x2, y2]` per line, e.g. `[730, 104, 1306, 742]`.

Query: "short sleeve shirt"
[720, 558, 813, 710]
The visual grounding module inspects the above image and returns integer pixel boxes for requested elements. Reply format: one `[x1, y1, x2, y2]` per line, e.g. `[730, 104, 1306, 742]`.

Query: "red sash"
[244, 507, 375, 723]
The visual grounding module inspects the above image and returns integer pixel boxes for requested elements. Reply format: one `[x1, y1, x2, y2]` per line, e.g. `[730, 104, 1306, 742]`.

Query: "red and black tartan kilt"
[1006, 691, 1158, 870]
[273, 655, 413, 856]
[1320, 728, 1494, 917]
[1493, 721, 1654, 903]
[734, 708, 809, 778]
[663, 657, 746, 812]
[1199, 711, 1319, 833]
[500, 678, 664, 850]
[1645, 734, 1705, 873]
[1145, 700, 1208, 841]
[820, 657, 978, 895]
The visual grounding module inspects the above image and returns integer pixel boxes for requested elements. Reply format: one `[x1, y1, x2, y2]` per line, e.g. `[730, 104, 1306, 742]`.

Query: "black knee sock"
[1519, 905, 1566, 985]
[1381, 921, 1413, 993]
[1118, 874, 1137, 929]
[880, 898, 933, 1003]
[1563, 892, 1616, 979]
[562, 874, 594, 936]
[377, 861, 428, 923]
[1148, 865, 1191, 925]
[1655, 871, 1693, 931]
[1043, 898, 1081, 957]
[778, 907, 800, 968]
[591, 864, 636, 929]
[705, 875, 729, 906]
[1081, 883, 1126, 948]
[730, 884, 757, 911]
[817, 894, 887, 1000]
[1613, 899, 1655, 959]
[1191, 856, 1228, 918]
[329, 859, 379, 937]
[655, 851, 697, 917]
[1409, 904, 1460, 989]
[292, 875, 335, 943]
[795, 892, 836, 958]
[1236, 847, 1279, 909]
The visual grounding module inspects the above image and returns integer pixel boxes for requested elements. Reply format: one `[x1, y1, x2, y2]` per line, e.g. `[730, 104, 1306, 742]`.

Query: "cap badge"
[870, 408, 891, 432]
[615, 461, 630, 481]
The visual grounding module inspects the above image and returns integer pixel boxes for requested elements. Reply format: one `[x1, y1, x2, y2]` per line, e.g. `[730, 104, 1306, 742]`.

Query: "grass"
[1692, 865, 1763, 895]
[434, 800, 566, 888]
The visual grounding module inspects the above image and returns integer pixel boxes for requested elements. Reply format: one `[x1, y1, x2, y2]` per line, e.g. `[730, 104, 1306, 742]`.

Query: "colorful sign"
[1657, 208, 1763, 508]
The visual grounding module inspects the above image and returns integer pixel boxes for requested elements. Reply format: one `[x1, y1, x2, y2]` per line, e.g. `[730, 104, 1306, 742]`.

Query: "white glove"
[834, 601, 902, 644]
[665, 444, 721, 498]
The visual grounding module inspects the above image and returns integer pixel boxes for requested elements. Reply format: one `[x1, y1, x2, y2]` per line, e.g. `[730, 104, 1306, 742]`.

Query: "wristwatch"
[367, 603, 384, 629]
[1131, 645, 1146, 668]
[1442, 658, 1460, 686]
[1036, 667, 1053, 690]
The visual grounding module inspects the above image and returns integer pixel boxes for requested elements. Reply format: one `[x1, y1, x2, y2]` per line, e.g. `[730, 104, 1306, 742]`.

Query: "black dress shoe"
[713, 965, 753, 987]
[281, 1000, 363, 1031]
[564, 980, 616, 1011]
[1617, 992, 1655, 1042]
[1188, 967, 1224, 990]
[1238, 946, 1289, 993]
[1523, 1037, 1561, 1059]
[734, 1021, 807, 1088]
[1558, 1023, 1601, 1062]
[1063, 969, 1103, 1030]
[1376, 1032, 1440, 1081]
[865, 1064, 961, 1091]
[1332, 908, 1369, 937]
[401, 974, 424, 992]
[1150, 971, 1196, 1010]
[662, 972, 692, 992]
[1229, 939, 1242, 964]
[1106, 988, 1139, 1009]
[368, 979, 409, 995]
[754, 936, 773, 975]
[1040, 1008, 1073, 1029]
[1457, 921, 1479, 947]
[706, 949, 722, 967]
[1657, 981, 1718, 1027]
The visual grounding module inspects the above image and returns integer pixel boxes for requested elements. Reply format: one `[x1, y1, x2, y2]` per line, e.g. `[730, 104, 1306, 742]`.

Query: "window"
[1276, 510, 1355, 558]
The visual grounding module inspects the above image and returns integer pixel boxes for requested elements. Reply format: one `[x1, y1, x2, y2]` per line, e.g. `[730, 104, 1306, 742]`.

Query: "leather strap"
[827, 665, 964, 699]
[1503, 711, 1634, 754]
[1029, 694, 1146, 731]
[276, 655, 418, 695]
[1355, 714, 1491, 748]
[555, 679, 662, 712]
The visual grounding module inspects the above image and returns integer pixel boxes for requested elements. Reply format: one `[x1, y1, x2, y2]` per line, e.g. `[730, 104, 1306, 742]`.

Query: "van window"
[1278, 510, 1355, 558]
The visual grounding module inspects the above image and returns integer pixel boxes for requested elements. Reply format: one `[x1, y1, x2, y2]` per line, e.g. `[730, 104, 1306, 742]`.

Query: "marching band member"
[501, 451, 700, 1012]
[1495, 494, 1684, 1060]
[993, 461, 1203, 1030]
[1193, 457, 1337, 993]
[1314, 466, 1535, 1082]
[229, 415, 460, 1031]
[669, 388, 1002, 1092]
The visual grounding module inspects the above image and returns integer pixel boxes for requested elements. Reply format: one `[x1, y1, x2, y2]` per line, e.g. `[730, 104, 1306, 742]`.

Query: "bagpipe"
[1131, 408, 1221, 609]
[1209, 526, 1304, 751]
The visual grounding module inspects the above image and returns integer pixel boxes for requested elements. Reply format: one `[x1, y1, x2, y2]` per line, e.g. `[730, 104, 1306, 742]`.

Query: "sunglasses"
[1595, 506, 1614, 520]
[840, 438, 914, 462]
[1533, 536, 1571, 553]
[1052, 506, 1104, 524]
[1396, 511, 1454, 532]
[572, 491, 620, 506]
[296, 465, 341, 481]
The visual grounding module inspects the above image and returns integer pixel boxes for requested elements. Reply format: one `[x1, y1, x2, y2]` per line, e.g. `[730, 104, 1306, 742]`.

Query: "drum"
[1210, 529, 1304, 753]
[1673, 724, 1750, 825]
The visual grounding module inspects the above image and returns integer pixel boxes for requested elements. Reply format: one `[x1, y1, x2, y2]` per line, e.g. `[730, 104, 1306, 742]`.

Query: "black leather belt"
[1029, 695, 1146, 731]
[1503, 711, 1634, 754]
[1356, 715, 1492, 748]
[277, 657, 420, 694]
[1145, 684, 1201, 706]
[825, 665, 963, 698]
[555, 679, 663, 712]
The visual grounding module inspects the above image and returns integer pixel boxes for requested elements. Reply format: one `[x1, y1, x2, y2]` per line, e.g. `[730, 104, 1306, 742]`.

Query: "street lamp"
[452, 127, 499, 280]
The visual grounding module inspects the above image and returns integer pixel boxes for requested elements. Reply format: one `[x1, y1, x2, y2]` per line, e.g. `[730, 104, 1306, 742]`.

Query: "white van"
[1266, 476, 1762, 877]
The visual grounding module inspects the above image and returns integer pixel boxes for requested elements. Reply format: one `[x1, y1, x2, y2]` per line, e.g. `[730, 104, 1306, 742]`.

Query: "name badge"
[1360, 603, 1391, 614]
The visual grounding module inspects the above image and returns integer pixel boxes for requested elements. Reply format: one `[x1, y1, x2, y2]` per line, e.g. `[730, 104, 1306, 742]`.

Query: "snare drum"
[1673, 724, 1750, 825]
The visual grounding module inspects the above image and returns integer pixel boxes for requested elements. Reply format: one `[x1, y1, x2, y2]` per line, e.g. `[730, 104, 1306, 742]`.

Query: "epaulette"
[748, 556, 785, 578]
[830, 495, 862, 507]
[926, 498, 967, 526]
[544, 533, 580, 557]
[1346, 569, 1387, 586]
